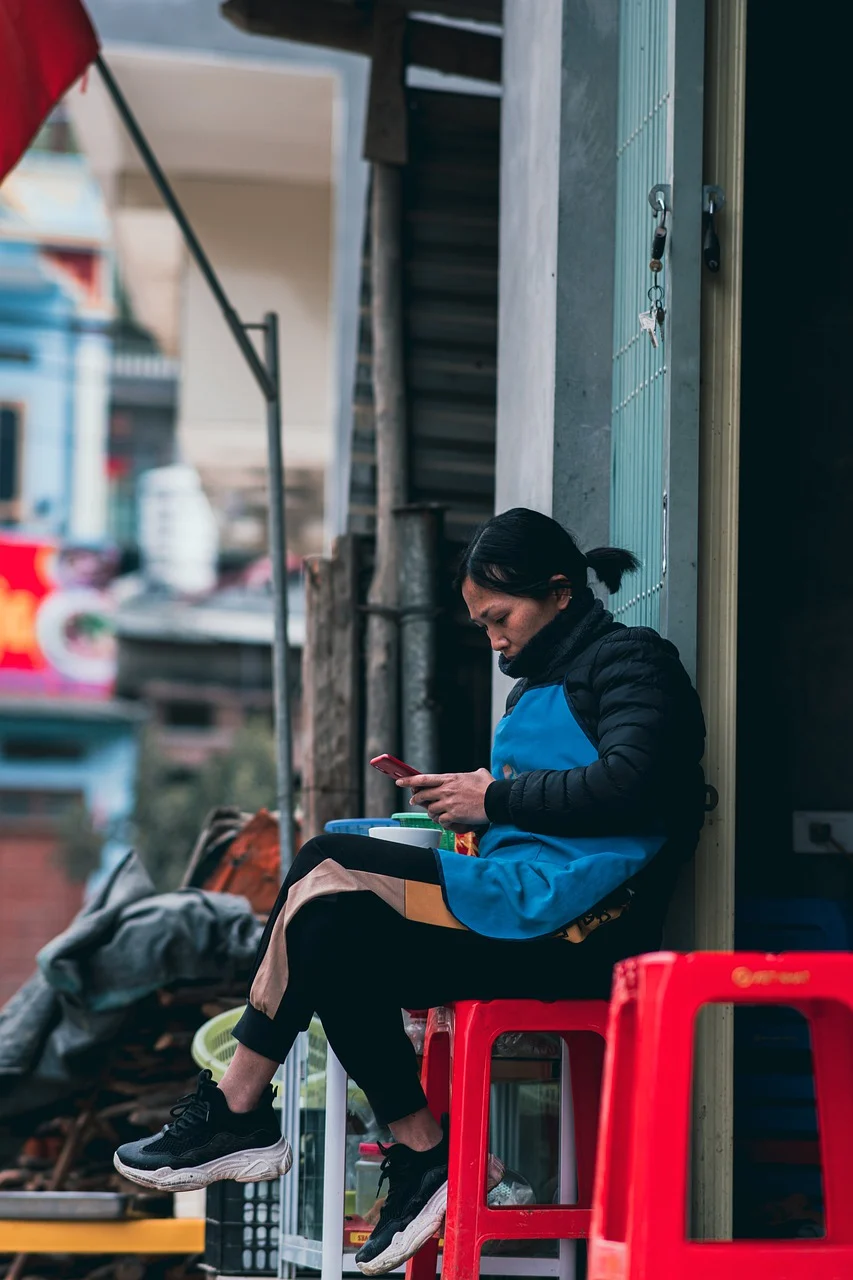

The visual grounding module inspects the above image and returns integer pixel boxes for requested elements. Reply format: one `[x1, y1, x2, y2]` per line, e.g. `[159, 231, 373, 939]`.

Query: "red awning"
[0, 0, 99, 183]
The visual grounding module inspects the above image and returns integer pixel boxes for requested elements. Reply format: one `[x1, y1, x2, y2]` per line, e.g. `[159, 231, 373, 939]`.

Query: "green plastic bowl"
[391, 812, 438, 829]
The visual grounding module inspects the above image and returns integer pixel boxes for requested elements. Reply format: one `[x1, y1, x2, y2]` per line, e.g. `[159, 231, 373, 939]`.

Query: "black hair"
[457, 507, 640, 597]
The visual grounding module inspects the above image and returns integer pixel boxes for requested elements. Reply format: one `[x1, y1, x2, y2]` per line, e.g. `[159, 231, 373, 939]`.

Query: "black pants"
[233, 834, 658, 1126]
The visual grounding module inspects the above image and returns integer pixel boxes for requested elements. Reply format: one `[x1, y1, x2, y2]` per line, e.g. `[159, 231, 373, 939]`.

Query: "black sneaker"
[113, 1069, 292, 1192]
[355, 1129, 450, 1277]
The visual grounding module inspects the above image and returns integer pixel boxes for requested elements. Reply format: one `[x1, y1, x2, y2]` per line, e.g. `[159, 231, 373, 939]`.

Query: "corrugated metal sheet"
[348, 87, 499, 546]
[609, 0, 669, 627]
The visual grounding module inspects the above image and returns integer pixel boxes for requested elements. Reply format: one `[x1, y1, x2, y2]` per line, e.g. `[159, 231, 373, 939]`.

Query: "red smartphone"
[369, 753, 422, 781]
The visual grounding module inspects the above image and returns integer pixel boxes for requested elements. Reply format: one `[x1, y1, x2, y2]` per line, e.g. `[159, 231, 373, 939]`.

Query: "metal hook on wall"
[648, 184, 671, 272]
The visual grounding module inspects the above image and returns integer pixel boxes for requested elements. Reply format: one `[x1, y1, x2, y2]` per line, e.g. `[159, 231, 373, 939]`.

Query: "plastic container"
[392, 814, 456, 851]
[138, 464, 218, 596]
[369, 826, 441, 848]
[355, 1143, 385, 1218]
[403, 1010, 427, 1054]
[325, 818, 399, 837]
[392, 812, 436, 829]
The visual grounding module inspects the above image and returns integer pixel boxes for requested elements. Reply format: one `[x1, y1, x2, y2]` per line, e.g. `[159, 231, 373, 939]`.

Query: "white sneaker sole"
[357, 1181, 448, 1277]
[113, 1135, 293, 1192]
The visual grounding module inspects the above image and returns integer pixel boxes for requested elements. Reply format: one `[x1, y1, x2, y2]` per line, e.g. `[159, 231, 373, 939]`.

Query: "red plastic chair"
[406, 997, 609, 1280]
[590, 951, 853, 1279]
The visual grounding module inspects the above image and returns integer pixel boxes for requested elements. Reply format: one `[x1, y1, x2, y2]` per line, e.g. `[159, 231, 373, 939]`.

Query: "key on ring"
[639, 310, 659, 349]
[655, 304, 666, 344]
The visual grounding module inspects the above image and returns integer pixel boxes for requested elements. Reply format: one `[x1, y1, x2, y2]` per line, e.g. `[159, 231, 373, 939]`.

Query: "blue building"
[0, 148, 113, 538]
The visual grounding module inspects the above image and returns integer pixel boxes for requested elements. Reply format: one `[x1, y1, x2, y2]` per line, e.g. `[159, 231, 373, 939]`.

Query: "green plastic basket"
[190, 1009, 370, 1114]
[191, 1006, 245, 1083]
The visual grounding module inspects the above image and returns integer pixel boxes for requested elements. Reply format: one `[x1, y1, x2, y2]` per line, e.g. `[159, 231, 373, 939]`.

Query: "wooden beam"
[691, 0, 746, 1242]
[222, 0, 371, 51]
[364, 1, 408, 165]
[393, 0, 502, 21]
[408, 19, 501, 83]
[364, 162, 407, 815]
[221, 0, 501, 83]
[301, 536, 360, 838]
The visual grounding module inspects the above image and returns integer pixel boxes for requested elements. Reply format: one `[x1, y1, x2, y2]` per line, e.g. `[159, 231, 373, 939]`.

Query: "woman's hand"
[398, 769, 494, 830]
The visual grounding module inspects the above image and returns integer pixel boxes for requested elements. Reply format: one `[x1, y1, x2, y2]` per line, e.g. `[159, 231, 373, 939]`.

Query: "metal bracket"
[648, 183, 672, 214]
[702, 185, 726, 273]
[703, 184, 726, 214]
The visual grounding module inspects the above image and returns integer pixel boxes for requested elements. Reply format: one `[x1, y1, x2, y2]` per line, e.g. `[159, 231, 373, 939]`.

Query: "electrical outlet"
[792, 810, 853, 854]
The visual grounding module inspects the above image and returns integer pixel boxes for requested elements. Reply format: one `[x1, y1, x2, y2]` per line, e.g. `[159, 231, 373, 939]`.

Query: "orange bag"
[200, 809, 282, 916]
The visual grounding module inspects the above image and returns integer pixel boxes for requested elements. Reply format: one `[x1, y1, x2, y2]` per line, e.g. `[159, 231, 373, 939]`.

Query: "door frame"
[690, 0, 747, 1240]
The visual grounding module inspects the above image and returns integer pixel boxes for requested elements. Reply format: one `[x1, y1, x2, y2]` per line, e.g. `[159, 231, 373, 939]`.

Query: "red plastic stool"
[590, 951, 853, 1279]
[406, 997, 609, 1280]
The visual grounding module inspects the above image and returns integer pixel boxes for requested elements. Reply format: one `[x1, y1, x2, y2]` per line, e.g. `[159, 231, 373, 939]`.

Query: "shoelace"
[374, 1145, 420, 1223]
[166, 1078, 213, 1134]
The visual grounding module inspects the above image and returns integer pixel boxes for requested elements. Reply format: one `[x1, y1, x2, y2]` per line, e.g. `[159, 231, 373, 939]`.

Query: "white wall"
[175, 177, 333, 477]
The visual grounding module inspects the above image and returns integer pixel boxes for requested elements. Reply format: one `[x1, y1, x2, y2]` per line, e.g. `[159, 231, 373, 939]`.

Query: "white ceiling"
[68, 45, 337, 188]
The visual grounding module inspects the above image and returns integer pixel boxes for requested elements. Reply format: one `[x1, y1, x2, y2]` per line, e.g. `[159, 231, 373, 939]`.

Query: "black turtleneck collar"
[499, 587, 615, 684]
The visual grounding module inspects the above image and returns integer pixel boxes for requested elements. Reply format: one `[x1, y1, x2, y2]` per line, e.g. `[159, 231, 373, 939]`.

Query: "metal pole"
[263, 312, 296, 873]
[558, 1042, 577, 1280]
[364, 162, 407, 816]
[95, 55, 272, 401]
[320, 1047, 348, 1280]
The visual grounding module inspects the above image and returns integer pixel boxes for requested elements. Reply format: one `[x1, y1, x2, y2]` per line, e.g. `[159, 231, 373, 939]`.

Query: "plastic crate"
[204, 1218, 279, 1276]
[205, 1181, 281, 1277]
[206, 1180, 281, 1225]
[324, 818, 399, 836]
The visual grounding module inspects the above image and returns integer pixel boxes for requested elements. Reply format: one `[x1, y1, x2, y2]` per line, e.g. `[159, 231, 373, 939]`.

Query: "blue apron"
[436, 683, 665, 940]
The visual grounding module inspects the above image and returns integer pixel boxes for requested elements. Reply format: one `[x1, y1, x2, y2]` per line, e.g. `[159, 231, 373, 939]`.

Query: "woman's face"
[461, 577, 571, 660]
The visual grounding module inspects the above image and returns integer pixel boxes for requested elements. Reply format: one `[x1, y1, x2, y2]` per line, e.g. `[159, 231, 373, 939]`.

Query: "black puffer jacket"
[484, 588, 706, 875]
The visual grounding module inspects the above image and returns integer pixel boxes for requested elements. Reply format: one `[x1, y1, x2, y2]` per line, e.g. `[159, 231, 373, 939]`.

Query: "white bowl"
[369, 826, 442, 848]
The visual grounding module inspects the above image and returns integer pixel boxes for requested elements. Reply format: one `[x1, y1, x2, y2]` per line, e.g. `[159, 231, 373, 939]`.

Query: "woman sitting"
[115, 507, 706, 1277]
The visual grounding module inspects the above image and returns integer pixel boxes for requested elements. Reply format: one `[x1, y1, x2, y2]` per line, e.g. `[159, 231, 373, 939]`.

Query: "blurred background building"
[0, 0, 368, 998]
[0, 113, 140, 1002]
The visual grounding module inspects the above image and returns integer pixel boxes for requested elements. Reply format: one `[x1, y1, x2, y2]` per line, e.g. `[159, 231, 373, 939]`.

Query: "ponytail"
[584, 546, 640, 594]
[458, 508, 640, 598]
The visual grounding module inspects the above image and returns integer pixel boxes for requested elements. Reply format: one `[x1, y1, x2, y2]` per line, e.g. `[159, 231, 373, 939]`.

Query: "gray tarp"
[0, 851, 263, 1119]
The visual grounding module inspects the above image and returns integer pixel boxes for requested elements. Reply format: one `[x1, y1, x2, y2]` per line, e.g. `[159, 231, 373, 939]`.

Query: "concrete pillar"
[493, 0, 619, 721]
[495, 0, 563, 521]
